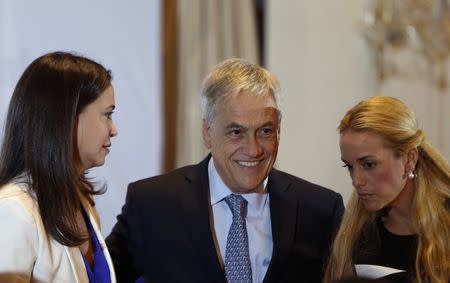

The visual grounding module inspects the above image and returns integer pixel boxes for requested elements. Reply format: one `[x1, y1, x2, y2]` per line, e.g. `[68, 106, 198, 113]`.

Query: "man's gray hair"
[200, 58, 281, 123]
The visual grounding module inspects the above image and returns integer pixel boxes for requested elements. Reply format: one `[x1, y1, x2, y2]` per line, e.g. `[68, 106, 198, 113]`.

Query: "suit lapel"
[64, 244, 88, 283]
[180, 155, 226, 283]
[85, 208, 117, 283]
[68, 203, 117, 283]
[264, 170, 298, 282]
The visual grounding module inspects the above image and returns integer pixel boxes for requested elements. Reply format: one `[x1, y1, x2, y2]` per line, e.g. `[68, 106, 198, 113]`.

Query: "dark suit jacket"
[106, 155, 344, 283]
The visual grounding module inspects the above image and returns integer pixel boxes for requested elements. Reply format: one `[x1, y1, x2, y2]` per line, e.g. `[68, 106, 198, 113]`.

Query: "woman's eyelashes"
[362, 160, 377, 169]
[342, 163, 353, 172]
[105, 111, 114, 119]
[342, 160, 377, 172]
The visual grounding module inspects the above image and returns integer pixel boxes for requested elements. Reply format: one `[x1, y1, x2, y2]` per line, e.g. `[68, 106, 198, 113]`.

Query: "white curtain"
[175, 0, 260, 167]
[0, 0, 162, 236]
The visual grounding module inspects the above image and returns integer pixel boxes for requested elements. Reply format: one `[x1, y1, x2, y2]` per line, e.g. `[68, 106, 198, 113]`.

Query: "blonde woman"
[324, 96, 450, 283]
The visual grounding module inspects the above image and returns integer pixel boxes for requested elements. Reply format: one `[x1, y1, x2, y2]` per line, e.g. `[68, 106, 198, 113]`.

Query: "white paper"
[355, 264, 405, 279]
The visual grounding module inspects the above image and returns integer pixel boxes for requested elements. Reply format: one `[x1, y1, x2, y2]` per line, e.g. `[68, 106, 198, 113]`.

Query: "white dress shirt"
[208, 159, 273, 283]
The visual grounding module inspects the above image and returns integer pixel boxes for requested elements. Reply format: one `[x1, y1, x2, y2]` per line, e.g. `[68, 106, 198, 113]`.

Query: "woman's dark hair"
[0, 51, 112, 246]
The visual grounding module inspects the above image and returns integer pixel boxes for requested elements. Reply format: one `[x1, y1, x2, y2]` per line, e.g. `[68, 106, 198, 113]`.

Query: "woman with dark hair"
[0, 51, 118, 282]
[324, 96, 450, 283]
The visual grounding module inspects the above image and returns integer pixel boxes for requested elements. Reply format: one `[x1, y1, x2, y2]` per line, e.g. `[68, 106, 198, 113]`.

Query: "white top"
[0, 178, 116, 283]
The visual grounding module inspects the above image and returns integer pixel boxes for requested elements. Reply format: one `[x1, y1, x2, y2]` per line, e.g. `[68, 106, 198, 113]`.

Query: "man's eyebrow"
[259, 121, 276, 127]
[225, 122, 244, 129]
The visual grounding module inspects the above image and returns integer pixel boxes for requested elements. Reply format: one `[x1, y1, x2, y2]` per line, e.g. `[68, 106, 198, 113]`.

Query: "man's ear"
[202, 119, 212, 149]
[277, 122, 281, 143]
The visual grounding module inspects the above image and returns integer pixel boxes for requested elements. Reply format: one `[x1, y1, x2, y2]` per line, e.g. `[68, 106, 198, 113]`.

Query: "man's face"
[203, 92, 280, 193]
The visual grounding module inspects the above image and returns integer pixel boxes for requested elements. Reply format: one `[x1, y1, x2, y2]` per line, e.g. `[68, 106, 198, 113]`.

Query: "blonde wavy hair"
[324, 96, 450, 283]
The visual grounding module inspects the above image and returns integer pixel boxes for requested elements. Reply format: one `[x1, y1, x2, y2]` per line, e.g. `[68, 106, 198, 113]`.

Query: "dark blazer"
[106, 155, 344, 283]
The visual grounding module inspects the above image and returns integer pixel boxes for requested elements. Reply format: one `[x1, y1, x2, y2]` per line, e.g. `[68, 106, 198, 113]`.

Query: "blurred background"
[1, 0, 449, 236]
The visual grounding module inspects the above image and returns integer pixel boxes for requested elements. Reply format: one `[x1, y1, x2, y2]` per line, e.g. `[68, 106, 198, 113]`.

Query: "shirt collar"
[208, 158, 269, 213]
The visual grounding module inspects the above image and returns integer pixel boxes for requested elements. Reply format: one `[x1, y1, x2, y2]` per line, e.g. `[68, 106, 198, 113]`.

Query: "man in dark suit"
[106, 58, 344, 283]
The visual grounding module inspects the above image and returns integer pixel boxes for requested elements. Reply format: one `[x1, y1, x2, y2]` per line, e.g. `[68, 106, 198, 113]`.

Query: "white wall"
[379, 50, 450, 161]
[2, 0, 447, 234]
[266, 1, 450, 205]
[0, 0, 162, 235]
[266, 1, 378, 203]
